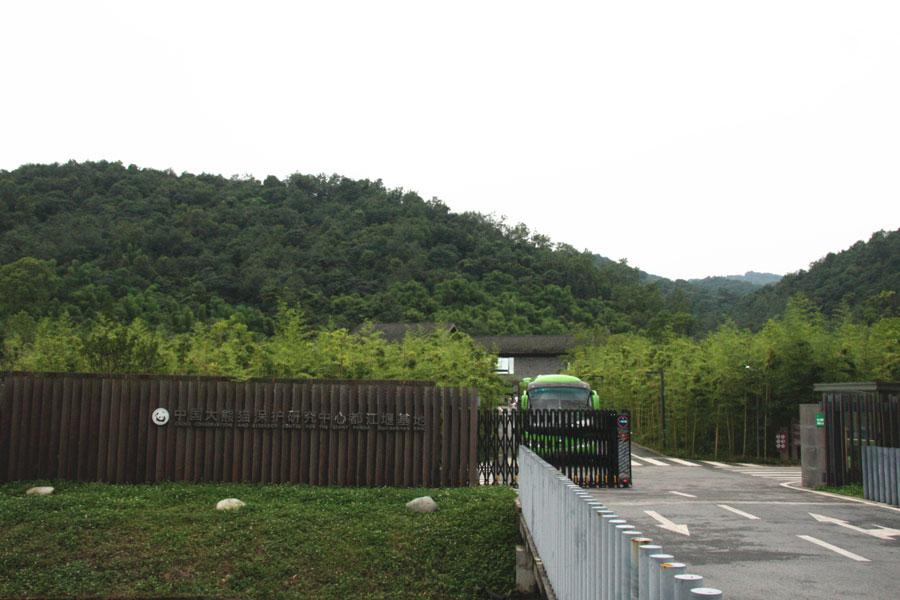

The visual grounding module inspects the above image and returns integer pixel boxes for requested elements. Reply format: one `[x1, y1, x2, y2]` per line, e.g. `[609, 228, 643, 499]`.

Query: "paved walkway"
[590, 446, 900, 599]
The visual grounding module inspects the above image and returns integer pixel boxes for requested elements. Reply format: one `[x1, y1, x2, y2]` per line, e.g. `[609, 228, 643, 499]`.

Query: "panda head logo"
[151, 408, 170, 426]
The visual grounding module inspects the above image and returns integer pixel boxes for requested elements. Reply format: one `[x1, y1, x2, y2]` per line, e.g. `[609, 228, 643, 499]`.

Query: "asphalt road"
[589, 446, 900, 600]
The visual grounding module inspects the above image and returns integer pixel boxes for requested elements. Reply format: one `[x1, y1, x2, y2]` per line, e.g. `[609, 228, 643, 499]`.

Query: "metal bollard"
[607, 519, 626, 600]
[620, 530, 643, 599]
[629, 537, 653, 600]
[648, 553, 674, 600]
[673, 574, 704, 600]
[614, 523, 635, 599]
[689, 588, 723, 598]
[638, 544, 662, 600]
[599, 512, 618, 600]
[659, 562, 687, 600]
[606, 519, 628, 600]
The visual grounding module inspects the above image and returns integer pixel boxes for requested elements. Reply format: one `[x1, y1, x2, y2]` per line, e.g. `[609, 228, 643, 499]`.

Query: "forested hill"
[733, 229, 899, 327]
[0, 161, 683, 336]
[0, 162, 895, 337]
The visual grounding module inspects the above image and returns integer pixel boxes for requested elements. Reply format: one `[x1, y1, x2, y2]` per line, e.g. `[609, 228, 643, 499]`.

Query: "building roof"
[361, 322, 458, 342]
[473, 335, 576, 356]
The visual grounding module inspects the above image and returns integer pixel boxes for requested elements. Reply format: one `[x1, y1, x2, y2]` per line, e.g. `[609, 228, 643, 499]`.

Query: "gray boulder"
[25, 486, 54, 496]
[406, 496, 438, 513]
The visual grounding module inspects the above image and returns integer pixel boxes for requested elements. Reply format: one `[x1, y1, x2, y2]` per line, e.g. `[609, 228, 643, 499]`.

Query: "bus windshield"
[528, 387, 591, 410]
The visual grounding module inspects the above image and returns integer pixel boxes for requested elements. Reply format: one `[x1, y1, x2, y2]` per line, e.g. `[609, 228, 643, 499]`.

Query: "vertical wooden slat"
[17, 376, 35, 481]
[289, 383, 301, 483]
[375, 385, 386, 486]
[232, 382, 245, 482]
[0, 376, 18, 482]
[457, 388, 470, 486]
[349, 384, 361, 486]
[412, 387, 423, 487]
[249, 382, 261, 483]
[115, 379, 131, 483]
[278, 382, 291, 483]
[403, 386, 413, 487]
[299, 383, 311, 484]
[96, 378, 111, 481]
[131, 379, 147, 483]
[449, 388, 461, 486]
[85, 378, 101, 481]
[201, 380, 214, 481]
[344, 384, 355, 486]
[51, 377, 67, 479]
[146, 379, 159, 482]
[192, 380, 206, 482]
[440, 388, 450, 487]
[215, 381, 227, 482]
[319, 384, 332, 485]
[173, 379, 186, 481]
[309, 384, 321, 485]
[468, 390, 478, 486]
[240, 382, 253, 482]
[392, 386, 403, 486]
[158, 379, 173, 482]
[267, 383, 279, 483]
[337, 384, 349, 486]
[67, 377, 83, 481]
[365, 385, 377, 486]
[424, 386, 435, 486]
[35, 376, 51, 478]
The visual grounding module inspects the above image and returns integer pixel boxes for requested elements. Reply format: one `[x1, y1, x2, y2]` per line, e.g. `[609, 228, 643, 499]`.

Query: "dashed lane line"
[669, 491, 698, 498]
[718, 504, 760, 520]
[632, 455, 669, 466]
[701, 460, 730, 468]
[667, 457, 701, 467]
[797, 535, 870, 562]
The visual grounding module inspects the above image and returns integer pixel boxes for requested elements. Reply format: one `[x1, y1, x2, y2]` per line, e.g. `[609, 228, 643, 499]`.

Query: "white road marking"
[738, 463, 759, 467]
[645, 510, 690, 536]
[781, 481, 900, 514]
[669, 491, 697, 498]
[809, 512, 900, 540]
[701, 460, 730, 468]
[718, 504, 760, 520]
[631, 459, 644, 466]
[633, 455, 669, 466]
[797, 535, 870, 562]
[667, 458, 700, 467]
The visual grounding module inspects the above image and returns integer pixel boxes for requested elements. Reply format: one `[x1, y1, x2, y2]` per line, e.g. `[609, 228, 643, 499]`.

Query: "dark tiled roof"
[473, 335, 576, 356]
[362, 322, 458, 342]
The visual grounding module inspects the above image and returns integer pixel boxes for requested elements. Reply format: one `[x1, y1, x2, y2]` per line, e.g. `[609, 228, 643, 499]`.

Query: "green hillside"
[0, 161, 676, 336]
[734, 230, 899, 327]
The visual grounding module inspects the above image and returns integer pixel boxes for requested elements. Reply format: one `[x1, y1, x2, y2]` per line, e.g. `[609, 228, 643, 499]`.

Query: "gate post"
[799, 403, 826, 488]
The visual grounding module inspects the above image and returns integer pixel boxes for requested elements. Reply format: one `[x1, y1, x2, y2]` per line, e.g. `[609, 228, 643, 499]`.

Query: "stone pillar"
[800, 403, 827, 487]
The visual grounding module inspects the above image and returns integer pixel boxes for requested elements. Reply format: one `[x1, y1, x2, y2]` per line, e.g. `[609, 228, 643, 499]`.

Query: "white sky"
[2, 1, 898, 280]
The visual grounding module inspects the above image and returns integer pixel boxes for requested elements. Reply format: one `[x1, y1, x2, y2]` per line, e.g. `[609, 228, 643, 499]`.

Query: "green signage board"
[816, 412, 825, 427]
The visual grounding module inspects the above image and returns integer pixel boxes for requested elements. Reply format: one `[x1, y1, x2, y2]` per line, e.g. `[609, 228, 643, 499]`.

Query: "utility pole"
[659, 369, 666, 449]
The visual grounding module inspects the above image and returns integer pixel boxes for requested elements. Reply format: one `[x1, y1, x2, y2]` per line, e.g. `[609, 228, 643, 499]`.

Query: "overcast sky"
[2, 1, 898, 280]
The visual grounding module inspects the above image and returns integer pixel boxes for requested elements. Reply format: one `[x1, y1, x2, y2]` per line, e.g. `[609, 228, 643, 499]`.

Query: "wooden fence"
[0, 372, 479, 487]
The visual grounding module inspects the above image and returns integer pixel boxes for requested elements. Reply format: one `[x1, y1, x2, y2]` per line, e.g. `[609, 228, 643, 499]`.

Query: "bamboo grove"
[567, 296, 899, 460]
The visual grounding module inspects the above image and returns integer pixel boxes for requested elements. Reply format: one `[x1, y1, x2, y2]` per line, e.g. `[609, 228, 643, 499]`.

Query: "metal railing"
[518, 445, 723, 600]
[862, 446, 900, 507]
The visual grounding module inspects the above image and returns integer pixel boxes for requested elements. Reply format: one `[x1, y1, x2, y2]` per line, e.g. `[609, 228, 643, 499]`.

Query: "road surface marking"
[667, 458, 700, 467]
[797, 535, 870, 562]
[644, 510, 690, 536]
[701, 460, 730, 468]
[631, 459, 644, 466]
[737, 463, 759, 467]
[633, 455, 669, 466]
[809, 512, 900, 540]
[669, 491, 697, 498]
[781, 481, 900, 514]
[718, 504, 760, 520]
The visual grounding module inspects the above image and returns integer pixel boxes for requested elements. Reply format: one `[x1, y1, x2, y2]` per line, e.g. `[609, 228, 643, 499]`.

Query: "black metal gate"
[477, 408, 631, 488]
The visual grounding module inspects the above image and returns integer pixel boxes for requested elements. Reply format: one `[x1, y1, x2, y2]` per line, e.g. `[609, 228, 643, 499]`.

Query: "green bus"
[518, 374, 600, 410]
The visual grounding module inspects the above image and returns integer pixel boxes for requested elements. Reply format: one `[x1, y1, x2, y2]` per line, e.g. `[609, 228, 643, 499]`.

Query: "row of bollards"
[518, 446, 724, 600]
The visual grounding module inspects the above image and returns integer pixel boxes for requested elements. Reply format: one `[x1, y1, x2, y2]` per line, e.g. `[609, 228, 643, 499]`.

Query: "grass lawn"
[0, 482, 519, 599]
[815, 483, 865, 498]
